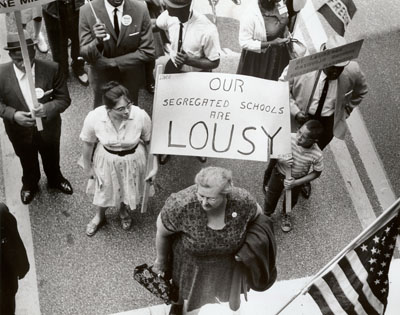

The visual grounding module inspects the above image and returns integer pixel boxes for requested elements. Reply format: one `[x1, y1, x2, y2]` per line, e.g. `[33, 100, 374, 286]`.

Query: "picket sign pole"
[285, 168, 292, 214]
[141, 64, 164, 213]
[304, 69, 322, 115]
[14, 11, 43, 131]
[275, 198, 400, 315]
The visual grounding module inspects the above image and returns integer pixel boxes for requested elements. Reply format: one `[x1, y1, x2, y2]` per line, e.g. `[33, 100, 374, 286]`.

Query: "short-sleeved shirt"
[80, 105, 151, 151]
[156, 10, 221, 72]
[276, 134, 323, 178]
[160, 185, 258, 256]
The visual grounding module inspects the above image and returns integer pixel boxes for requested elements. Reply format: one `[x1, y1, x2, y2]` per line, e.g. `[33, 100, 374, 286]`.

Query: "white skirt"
[92, 143, 147, 209]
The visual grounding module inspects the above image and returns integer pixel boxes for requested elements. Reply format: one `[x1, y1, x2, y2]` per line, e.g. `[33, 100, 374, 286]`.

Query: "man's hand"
[295, 111, 309, 125]
[93, 22, 108, 42]
[32, 103, 47, 118]
[13, 111, 35, 127]
[174, 51, 189, 68]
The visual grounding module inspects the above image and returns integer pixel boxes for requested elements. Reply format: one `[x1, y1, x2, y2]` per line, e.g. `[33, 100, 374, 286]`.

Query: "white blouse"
[80, 105, 152, 151]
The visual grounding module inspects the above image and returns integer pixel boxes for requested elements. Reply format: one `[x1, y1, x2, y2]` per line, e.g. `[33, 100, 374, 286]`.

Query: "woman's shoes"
[120, 215, 132, 231]
[169, 303, 183, 315]
[86, 217, 107, 237]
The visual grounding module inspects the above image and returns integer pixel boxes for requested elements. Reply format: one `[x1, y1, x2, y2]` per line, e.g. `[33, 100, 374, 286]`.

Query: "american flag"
[308, 214, 400, 314]
[318, 0, 357, 36]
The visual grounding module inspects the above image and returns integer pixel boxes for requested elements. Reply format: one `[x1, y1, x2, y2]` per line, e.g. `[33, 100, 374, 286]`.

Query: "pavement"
[0, 0, 399, 314]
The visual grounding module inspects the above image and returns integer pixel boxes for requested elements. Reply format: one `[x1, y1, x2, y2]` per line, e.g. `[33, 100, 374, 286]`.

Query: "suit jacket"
[0, 203, 29, 284]
[0, 59, 71, 145]
[229, 214, 277, 310]
[79, 0, 155, 71]
[289, 61, 368, 139]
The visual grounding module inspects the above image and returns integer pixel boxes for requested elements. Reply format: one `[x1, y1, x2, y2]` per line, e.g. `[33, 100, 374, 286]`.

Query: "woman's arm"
[82, 141, 95, 177]
[144, 141, 159, 181]
[153, 214, 175, 273]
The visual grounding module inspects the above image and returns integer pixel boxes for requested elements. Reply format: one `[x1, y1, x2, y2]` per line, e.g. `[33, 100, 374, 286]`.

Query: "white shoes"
[35, 32, 48, 54]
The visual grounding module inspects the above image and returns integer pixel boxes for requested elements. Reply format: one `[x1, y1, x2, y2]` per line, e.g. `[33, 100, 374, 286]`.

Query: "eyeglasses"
[196, 192, 218, 203]
[112, 102, 133, 113]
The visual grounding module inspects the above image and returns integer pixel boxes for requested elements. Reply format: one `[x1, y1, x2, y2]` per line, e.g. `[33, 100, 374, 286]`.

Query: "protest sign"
[0, 0, 53, 13]
[286, 39, 363, 79]
[150, 72, 291, 162]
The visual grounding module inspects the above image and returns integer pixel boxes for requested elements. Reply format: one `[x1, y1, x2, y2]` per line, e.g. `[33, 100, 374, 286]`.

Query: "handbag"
[133, 263, 178, 304]
[286, 35, 308, 59]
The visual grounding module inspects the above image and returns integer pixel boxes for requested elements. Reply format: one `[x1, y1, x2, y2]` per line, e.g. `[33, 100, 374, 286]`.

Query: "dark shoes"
[169, 304, 183, 315]
[159, 154, 170, 165]
[197, 157, 207, 163]
[281, 213, 292, 232]
[20, 186, 38, 205]
[48, 178, 73, 195]
[146, 83, 155, 94]
[301, 183, 312, 199]
[72, 58, 89, 87]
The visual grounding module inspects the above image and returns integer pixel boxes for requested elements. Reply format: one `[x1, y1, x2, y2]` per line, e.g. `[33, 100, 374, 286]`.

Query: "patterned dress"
[160, 185, 258, 311]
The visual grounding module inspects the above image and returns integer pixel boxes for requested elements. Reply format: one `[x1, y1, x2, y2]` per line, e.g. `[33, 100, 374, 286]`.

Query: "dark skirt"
[171, 237, 236, 312]
[236, 45, 290, 81]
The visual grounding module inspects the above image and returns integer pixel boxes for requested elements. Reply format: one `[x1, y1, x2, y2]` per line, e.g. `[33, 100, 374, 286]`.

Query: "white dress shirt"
[308, 72, 337, 117]
[156, 10, 221, 72]
[13, 64, 35, 111]
[104, 0, 123, 31]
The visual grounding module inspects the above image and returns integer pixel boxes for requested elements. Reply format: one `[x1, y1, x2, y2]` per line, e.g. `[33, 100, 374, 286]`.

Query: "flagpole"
[274, 197, 400, 315]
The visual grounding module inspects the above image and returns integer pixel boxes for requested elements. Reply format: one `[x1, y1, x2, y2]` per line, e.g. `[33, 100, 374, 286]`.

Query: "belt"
[104, 144, 138, 156]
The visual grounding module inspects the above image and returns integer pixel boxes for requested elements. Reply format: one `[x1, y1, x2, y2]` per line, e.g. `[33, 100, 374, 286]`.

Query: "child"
[263, 120, 324, 232]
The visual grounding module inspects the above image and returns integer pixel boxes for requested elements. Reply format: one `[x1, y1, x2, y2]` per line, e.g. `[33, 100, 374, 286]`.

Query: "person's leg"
[119, 202, 132, 231]
[32, 9, 48, 53]
[88, 67, 118, 108]
[36, 128, 63, 185]
[0, 276, 18, 315]
[43, 9, 69, 78]
[8, 135, 40, 191]
[144, 60, 155, 94]
[86, 206, 108, 236]
[263, 168, 285, 216]
[68, 5, 89, 85]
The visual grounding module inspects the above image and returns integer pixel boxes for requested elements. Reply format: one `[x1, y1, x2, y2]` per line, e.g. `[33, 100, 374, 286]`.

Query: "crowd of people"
[0, 0, 368, 314]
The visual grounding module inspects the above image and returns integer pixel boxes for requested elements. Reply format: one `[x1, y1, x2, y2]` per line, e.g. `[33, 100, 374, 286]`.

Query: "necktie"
[177, 23, 183, 52]
[114, 8, 120, 37]
[314, 79, 330, 118]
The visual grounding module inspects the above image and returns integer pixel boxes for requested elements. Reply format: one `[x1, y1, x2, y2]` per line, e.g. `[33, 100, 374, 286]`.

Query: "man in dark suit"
[0, 31, 73, 205]
[0, 202, 30, 314]
[79, 0, 155, 107]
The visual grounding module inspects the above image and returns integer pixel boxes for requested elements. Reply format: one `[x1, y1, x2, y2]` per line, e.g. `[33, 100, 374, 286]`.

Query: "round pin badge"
[232, 212, 237, 218]
[35, 88, 44, 99]
[121, 15, 132, 26]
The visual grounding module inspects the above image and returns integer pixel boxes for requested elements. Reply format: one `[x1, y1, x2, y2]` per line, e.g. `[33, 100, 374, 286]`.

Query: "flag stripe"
[311, 275, 348, 314]
[344, 252, 383, 313]
[318, 4, 345, 36]
[331, 264, 370, 315]
[322, 271, 358, 314]
[343, 0, 357, 18]
[338, 257, 378, 314]
[309, 284, 336, 315]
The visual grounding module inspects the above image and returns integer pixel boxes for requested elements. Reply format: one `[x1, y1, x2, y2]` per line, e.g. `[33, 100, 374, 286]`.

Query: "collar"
[13, 63, 35, 81]
[104, 0, 124, 14]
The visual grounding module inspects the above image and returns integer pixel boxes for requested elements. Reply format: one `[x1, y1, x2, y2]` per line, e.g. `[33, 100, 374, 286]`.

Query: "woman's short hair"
[194, 166, 233, 195]
[101, 81, 130, 109]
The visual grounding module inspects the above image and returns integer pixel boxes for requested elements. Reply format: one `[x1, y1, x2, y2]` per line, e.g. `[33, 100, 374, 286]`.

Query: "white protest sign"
[0, 0, 54, 14]
[286, 39, 364, 79]
[150, 72, 291, 162]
